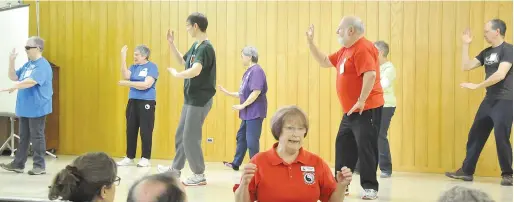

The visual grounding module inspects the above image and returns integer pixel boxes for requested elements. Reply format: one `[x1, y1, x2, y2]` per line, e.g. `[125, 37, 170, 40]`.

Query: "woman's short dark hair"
[48, 152, 118, 202]
[270, 105, 309, 140]
[187, 12, 208, 32]
[127, 173, 186, 202]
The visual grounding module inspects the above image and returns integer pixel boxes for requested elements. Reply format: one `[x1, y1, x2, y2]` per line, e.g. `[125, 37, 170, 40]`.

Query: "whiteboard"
[0, 5, 29, 115]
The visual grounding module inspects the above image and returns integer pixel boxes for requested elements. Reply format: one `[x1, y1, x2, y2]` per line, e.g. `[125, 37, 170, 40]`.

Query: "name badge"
[23, 70, 33, 78]
[301, 166, 315, 172]
[138, 69, 148, 77]
[339, 58, 346, 74]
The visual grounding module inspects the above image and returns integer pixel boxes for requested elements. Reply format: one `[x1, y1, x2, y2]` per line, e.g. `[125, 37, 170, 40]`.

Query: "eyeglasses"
[113, 176, 121, 186]
[25, 46, 37, 50]
[283, 126, 307, 134]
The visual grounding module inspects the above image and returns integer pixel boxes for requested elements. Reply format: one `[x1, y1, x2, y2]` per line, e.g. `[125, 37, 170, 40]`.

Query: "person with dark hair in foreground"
[445, 18, 513, 186]
[128, 173, 188, 202]
[48, 152, 119, 202]
[233, 106, 352, 202]
[157, 12, 216, 186]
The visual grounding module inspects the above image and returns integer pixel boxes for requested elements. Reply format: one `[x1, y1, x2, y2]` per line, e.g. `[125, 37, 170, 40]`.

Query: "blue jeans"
[13, 116, 47, 169]
[232, 118, 263, 167]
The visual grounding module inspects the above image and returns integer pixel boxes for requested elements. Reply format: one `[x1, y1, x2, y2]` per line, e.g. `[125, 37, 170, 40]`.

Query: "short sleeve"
[30, 63, 50, 85]
[248, 68, 266, 91]
[328, 48, 343, 67]
[194, 45, 214, 68]
[354, 49, 377, 76]
[500, 45, 513, 64]
[148, 63, 159, 80]
[319, 160, 337, 202]
[475, 49, 486, 65]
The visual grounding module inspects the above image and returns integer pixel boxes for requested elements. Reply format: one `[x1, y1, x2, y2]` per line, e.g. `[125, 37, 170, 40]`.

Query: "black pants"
[461, 99, 513, 176]
[335, 106, 382, 191]
[126, 99, 156, 159]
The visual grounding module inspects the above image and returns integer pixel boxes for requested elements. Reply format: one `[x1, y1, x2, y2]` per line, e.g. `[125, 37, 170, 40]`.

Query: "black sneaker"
[0, 162, 23, 173]
[28, 167, 46, 175]
[445, 168, 473, 181]
[501, 175, 513, 186]
[223, 161, 239, 171]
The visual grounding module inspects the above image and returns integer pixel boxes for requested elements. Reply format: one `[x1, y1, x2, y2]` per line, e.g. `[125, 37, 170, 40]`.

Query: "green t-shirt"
[182, 40, 216, 106]
[380, 61, 396, 107]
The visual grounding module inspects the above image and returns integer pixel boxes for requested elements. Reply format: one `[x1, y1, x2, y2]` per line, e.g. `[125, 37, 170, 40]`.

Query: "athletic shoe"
[362, 189, 378, 200]
[380, 172, 391, 178]
[157, 165, 181, 178]
[501, 174, 513, 186]
[223, 161, 239, 171]
[445, 168, 473, 181]
[116, 157, 134, 166]
[183, 174, 207, 186]
[28, 167, 46, 175]
[0, 162, 23, 173]
[137, 158, 151, 167]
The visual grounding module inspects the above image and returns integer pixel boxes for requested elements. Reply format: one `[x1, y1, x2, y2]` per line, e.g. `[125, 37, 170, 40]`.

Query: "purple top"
[239, 64, 268, 120]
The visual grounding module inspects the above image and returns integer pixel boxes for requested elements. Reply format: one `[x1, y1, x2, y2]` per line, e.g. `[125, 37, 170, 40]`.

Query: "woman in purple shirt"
[219, 46, 268, 171]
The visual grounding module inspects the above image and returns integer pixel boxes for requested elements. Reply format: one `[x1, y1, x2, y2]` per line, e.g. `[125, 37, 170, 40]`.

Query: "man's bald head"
[336, 16, 366, 47]
[340, 16, 365, 34]
[127, 173, 186, 202]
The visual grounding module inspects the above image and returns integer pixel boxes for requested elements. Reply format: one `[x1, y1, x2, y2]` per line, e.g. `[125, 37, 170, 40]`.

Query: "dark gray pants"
[13, 116, 47, 169]
[378, 107, 395, 174]
[172, 99, 213, 174]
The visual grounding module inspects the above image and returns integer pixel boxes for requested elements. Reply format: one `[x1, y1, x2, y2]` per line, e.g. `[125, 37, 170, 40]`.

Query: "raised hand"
[167, 29, 175, 44]
[306, 24, 314, 43]
[462, 28, 473, 44]
[9, 48, 18, 61]
[121, 45, 128, 59]
[240, 163, 257, 185]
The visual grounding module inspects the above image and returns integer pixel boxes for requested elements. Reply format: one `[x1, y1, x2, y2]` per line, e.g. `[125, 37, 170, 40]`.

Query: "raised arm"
[167, 29, 186, 65]
[306, 25, 333, 68]
[461, 28, 482, 71]
[8, 49, 18, 81]
[120, 45, 131, 80]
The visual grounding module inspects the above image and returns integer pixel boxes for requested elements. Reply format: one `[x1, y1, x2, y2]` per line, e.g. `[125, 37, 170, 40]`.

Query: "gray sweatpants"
[13, 116, 47, 169]
[172, 99, 213, 174]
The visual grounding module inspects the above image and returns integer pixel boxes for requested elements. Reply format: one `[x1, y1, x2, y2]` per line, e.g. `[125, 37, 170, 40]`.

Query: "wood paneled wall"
[25, 1, 512, 177]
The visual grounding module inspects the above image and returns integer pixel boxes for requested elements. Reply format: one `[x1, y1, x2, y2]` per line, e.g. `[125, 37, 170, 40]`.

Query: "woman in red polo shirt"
[234, 106, 352, 202]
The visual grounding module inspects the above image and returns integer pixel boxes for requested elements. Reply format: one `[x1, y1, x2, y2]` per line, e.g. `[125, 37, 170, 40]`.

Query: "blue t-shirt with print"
[15, 57, 53, 118]
[128, 62, 159, 100]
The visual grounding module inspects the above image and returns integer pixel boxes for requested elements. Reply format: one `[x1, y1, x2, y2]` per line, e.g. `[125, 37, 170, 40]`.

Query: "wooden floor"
[0, 155, 512, 202]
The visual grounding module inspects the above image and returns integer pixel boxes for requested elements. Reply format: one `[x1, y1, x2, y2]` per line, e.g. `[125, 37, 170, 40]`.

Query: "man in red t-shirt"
[306, 16, 384, 200]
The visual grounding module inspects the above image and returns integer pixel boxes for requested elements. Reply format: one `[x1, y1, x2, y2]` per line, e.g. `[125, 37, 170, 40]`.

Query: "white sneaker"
[157, 165, 181, 178]
[137, 158, 151, 167]
[362, 189, 378, 200]
[183, 174, 207, 186]
[116, 157, 134, 166]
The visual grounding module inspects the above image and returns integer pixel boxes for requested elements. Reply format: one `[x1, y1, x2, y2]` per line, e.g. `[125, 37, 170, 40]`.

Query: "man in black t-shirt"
[157, 12, 216, 187]
[446, 19, 513, 186]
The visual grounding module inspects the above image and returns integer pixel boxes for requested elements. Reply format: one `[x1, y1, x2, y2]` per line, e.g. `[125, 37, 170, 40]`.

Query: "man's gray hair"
[242, 46, 258, 63]
[345, 17, 365, 34]
[135, 45, 151, 60]
[28, 36, 45, 51]
[438, 186, 495, 202]
[374, 41, 389, 57]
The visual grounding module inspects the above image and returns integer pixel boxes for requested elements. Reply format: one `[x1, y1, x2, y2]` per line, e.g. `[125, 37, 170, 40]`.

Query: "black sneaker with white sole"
[28, 167, 46, 175]
[0, 162, 23, 173]
[445, 168, 473, 181]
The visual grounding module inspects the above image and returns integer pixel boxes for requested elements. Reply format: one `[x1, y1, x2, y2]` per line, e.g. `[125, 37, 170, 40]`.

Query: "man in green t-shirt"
[157, 12, 216, 186]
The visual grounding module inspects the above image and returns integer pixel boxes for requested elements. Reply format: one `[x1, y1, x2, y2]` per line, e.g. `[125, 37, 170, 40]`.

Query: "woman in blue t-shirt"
[117, 45, 159, 167]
